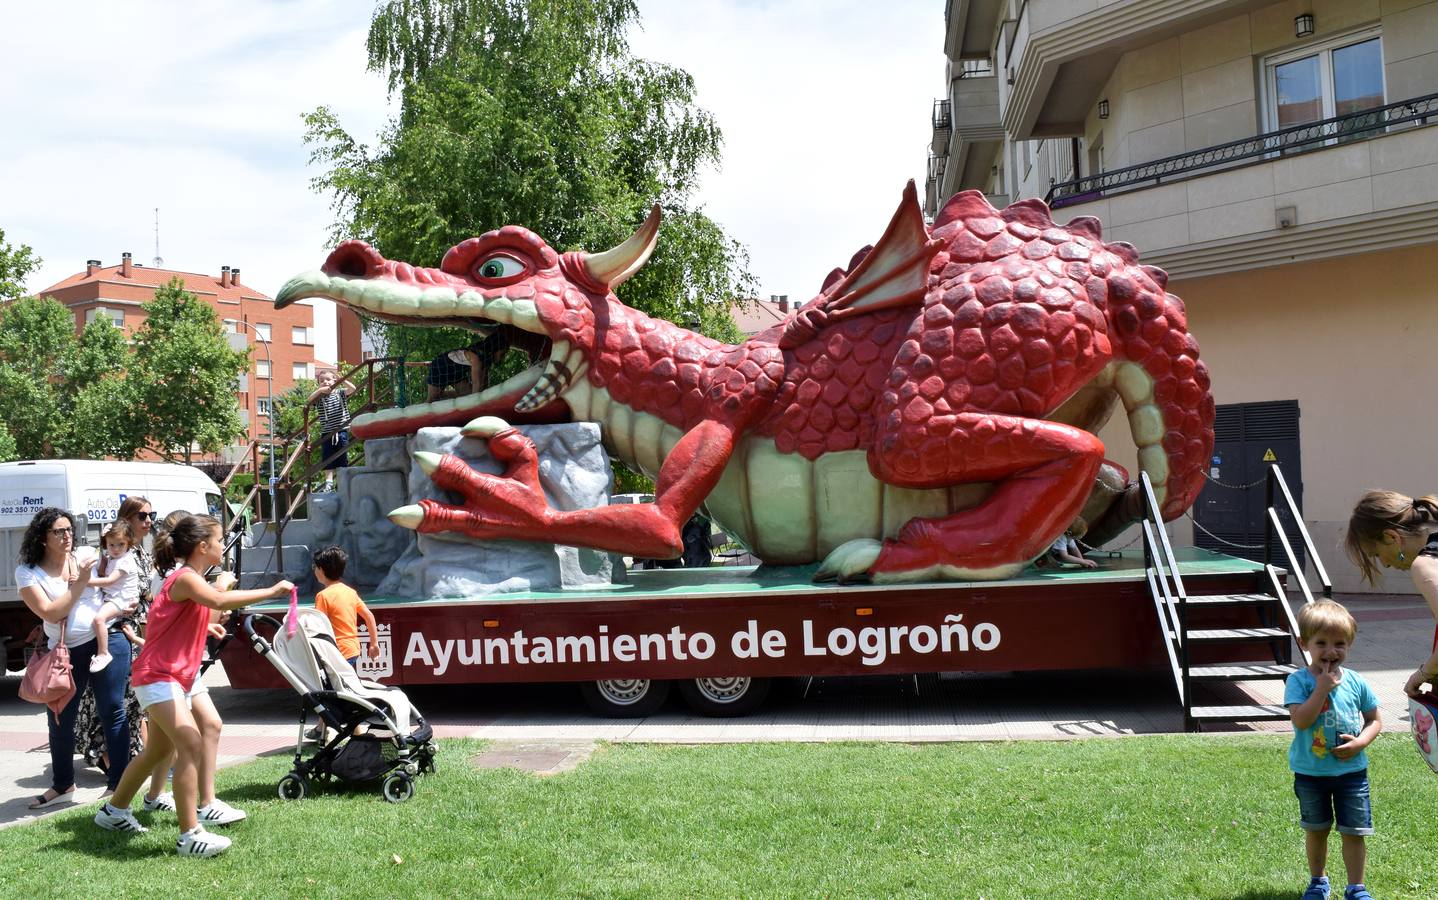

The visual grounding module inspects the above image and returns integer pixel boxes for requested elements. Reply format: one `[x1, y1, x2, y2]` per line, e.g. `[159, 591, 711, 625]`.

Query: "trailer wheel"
[678, 676, 771, 717]
[579, 678, 670, 717]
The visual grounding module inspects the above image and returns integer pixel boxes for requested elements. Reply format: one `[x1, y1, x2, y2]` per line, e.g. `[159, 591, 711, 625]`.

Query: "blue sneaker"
[1343, 885, 1373, 900]
[1302, 876, 1330, 899]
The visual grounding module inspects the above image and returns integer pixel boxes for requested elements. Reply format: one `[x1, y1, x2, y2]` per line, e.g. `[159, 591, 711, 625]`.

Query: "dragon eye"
[475, 254, 526, 281]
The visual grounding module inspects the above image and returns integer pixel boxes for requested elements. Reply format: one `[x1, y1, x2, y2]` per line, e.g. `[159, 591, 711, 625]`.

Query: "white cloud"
[2, 0, 943, 342]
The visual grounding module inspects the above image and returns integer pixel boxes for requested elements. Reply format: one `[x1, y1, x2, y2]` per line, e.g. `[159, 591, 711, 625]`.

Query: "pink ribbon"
[286, 586, 299, 638]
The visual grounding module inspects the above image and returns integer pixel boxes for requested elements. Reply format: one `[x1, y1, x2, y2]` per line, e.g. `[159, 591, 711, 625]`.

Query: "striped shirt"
[318, 389, 350, 432]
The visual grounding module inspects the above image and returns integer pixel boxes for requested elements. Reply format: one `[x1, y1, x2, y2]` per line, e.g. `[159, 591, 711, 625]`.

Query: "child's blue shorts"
[1293, 769, 1373, 836]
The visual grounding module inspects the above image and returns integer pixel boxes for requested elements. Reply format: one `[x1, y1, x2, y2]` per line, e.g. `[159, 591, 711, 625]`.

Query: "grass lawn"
[1, 734, 1434, 898]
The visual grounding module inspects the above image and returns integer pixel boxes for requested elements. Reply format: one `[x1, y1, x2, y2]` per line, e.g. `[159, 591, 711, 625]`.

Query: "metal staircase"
[1142, 464, 1331, 731]
[217, 356, 429, 573]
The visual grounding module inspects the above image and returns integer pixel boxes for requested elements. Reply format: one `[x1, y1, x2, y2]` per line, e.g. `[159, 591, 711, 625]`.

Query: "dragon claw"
[461, 416, 512, 438]
[815, 539, 882, 583]
[412, 451, 443, 475]
[388, 504, 425, 529]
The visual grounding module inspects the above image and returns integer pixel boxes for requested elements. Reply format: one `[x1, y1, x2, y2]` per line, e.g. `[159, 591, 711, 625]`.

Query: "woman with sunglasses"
[16, 506, 131, 808]
[74, 498, 165, 799]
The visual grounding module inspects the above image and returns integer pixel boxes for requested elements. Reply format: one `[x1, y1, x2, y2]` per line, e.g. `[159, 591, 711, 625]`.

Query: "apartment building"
[39, 253, 320, 457]
[928, 0, 1438, 592]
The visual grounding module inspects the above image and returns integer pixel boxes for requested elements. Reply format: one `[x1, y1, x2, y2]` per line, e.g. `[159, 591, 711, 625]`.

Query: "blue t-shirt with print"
[1284, 667, 1378, 776]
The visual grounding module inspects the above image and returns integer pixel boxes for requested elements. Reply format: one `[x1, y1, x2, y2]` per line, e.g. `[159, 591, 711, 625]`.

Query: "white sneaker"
[196, 798, 247, 825]
[176, 826, 231, 858]
[94, 802, 148, 833]
[143, 791, 176, 812]
[89, 654, 112, 673]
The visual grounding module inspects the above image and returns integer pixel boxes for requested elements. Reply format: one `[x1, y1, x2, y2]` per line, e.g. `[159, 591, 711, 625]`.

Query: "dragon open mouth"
[274, 267, 581, 438]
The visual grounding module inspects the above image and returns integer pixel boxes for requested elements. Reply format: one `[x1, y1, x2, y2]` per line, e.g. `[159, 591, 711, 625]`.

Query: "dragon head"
[274, 206, 661, 438]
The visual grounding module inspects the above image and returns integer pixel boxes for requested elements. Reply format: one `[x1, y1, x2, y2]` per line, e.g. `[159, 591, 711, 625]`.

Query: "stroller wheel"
[381, 772, 415, 803]
[278, 772, 308, 801]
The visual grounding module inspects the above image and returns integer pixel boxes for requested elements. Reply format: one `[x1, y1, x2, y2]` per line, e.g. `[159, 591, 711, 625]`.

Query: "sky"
[0, 0, 943, 361]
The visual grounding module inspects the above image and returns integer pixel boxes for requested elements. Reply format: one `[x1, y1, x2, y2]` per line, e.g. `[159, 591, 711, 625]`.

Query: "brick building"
[39, 251, 363, 457]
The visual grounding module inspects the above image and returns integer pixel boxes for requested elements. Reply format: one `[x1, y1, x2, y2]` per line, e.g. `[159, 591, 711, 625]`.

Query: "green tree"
[0, 420, 17, 463]
[0, 299, 134, 459]
[0, 227, 41, 300]
[128, 278, 250, 463]
[305, 0, 750, 364]
[0, 296, 86, 458]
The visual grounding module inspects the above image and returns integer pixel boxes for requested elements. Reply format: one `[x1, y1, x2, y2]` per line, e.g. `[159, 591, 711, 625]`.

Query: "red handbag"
[19, 622, 75, 722]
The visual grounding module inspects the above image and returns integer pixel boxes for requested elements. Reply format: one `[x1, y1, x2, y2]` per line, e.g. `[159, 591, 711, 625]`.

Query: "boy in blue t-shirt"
[1284, 600, 1382, 900]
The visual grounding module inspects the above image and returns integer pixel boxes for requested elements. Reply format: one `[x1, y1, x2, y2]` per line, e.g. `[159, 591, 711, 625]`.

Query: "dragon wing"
[817, 180, 944, 318]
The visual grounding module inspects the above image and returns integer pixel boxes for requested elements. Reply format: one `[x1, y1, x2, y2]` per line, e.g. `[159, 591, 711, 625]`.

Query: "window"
[256, 359, 271, 379]
[256, 398, 272, 417]
[292, 326, 312, 345]
[293, 362, 311, 381]
[254, 322, 272, 342]
[85, 306, 123, 328]
[1265, 30, 1383, 135]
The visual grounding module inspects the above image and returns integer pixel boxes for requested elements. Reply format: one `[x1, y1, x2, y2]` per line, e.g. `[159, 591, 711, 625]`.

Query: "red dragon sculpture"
[276, 184, 1213, 582]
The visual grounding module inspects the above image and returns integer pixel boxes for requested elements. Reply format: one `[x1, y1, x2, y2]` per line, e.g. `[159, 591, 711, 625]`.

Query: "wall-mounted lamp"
[1097, 98, 1110, 119]
[1294, 13, 1315, 38]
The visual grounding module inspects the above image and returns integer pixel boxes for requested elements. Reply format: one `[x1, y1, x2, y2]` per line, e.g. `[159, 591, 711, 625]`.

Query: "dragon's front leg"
[817, 413, 1104, 583]
[392, 417, 738, 559]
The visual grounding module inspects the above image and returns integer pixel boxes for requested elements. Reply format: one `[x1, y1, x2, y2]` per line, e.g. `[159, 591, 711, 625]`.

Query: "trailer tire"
[579, 678, 670, 717]
[678, 676, 771, 717]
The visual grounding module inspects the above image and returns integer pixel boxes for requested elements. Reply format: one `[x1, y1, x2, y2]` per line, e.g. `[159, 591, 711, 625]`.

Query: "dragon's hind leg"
[817, 413, 1103, 583]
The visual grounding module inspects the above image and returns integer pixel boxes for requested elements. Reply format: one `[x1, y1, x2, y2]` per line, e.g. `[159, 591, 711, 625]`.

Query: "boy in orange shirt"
[312, 547, 379, 670]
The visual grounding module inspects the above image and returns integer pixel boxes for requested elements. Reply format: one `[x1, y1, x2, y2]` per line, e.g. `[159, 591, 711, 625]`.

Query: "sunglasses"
[50, 527, 74, 537]
[137, 511, 158, 521]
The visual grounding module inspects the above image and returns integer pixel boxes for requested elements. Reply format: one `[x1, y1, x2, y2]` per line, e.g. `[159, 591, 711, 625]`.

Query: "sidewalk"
[2, 591, 1429, 830]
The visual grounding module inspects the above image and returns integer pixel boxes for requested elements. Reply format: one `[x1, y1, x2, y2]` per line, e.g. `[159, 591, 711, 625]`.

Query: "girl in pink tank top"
[95, 515, 292, 857]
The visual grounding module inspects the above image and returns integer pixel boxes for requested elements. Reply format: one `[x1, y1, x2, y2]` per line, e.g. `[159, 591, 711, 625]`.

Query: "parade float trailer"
[219, 185, 1326, 728]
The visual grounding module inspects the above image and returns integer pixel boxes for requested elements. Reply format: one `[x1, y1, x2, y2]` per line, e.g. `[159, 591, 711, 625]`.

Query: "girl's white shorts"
[134, 679, 209, 710]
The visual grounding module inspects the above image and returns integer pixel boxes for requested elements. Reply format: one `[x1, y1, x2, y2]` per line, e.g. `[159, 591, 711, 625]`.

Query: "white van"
[0, 459, 224, 611]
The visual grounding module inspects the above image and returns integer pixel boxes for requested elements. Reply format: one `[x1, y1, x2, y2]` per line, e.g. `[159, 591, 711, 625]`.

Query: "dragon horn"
[582, 204, 661, 289]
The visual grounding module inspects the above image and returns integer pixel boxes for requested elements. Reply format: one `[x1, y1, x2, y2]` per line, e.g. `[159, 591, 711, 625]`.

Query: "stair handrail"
[1265, 564, 1312, 668]
[1265, 464, 1331, 599]
[1140, 470, 1190, 707]
[224, 356, 421, 578]
[1144, 534, 1184, 706]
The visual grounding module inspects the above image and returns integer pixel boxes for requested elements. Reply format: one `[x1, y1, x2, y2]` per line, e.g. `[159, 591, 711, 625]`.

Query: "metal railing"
[955, 59, 994, 79]
[1140, 471, 1188, 708]
[1261, 464, 1328, 669]
[218, 356, 429, 561]
[1046, 91, 1438, 208]
[932, 99, 951, 131]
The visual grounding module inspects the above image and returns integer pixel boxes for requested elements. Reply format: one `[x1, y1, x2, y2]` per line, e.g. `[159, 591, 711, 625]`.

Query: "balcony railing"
[955, 58, 994, 79]
[932, 98, 951, 131]
[1045, 92, 1438, 209]
[928, 153, 947, 182]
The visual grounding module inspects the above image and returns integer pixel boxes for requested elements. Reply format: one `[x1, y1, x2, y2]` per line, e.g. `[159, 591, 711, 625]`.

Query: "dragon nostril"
[334, 251, 368, 278]
[323, 241, 383, 278]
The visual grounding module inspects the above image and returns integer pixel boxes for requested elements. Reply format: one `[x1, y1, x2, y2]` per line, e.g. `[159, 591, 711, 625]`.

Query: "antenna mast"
[152, 208, 163, 267]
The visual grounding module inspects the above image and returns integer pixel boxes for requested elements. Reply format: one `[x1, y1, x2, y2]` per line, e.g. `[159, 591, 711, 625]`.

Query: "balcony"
[944, 0, 1005, 62]
[1000, 0, 1264, 139]
[931, 98, 951, 156]
[1047, 93, 1438, 279]
[950, 60, 1001, 144]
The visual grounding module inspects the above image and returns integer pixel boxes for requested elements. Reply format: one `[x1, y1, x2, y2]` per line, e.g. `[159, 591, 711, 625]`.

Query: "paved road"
[2, 592, 1430, 830]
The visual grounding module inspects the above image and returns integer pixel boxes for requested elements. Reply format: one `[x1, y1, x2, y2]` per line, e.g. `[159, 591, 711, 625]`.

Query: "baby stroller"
[242, 609, 437, 803]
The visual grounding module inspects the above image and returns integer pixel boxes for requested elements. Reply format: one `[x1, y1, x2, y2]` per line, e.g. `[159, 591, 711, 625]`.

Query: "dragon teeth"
[516, 342, 583, 412]
[509, 298, 538, 330]
[482, 297, 514, 324]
